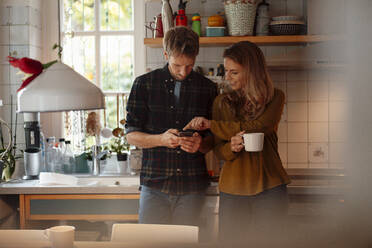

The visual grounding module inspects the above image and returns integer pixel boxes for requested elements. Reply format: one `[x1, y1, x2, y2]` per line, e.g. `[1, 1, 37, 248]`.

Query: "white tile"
[0, 26, 10, 45]
[29, 6, 42, 28]
[287, 81, 307, 102]
[10, 66, 23, 84]
[287, 163, 308, 169]
[29, 26, 41, 47]
[329, 122, 347, 143]
[204, 47, 224, 62]
[309, 163, 329, 169]
[10, 25, 29, 45]
[280, 103, 287, 122]
[308, 143, 329, 163]
[308, 70, 329, 81]
[266, 46, 286, 59]
[9, 45, 29, 58]
[278, 142, 287, 163]
[10, 5, 29, 25]
[0, 65, 10, 83]
[29, 0, 42, 10]
[0, 84, 11, 105]
[287, 71, 307, 81]
[0, 45, 10, 65]
[269, 71, 286, 82]
[329, 101, 348, 122]
[0, 104, 11, 124]
[286, 0, 304, 17]
[273, 82, 286, 98]
[146, 47, 158, 64]
[329, 163, 344, 169]
[287, 102, 307, 122]
[288, 143, 308, 163]
[309, 122, 328, 142]
[268, 0, 286, 17]
[29, 45, 41, 60]
[308, 80, 329, 101]
[329, 142, 346, 163]
[277, 122, 287, 142]
[0, 6, 10, 25]
[329, 80, 348, 101]
[288, 122, 307, 142]
[309, 102, 328, 122]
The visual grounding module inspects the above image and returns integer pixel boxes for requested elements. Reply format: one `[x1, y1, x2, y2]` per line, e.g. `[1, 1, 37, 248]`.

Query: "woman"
[184, 41, 290, 245]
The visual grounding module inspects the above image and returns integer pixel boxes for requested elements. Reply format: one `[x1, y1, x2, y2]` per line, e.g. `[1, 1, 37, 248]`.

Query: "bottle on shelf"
[45, 137, 56, 172]
[175, 0, 188, 27]
[62, 140, 76, 174]
[191, 13, 201, 36]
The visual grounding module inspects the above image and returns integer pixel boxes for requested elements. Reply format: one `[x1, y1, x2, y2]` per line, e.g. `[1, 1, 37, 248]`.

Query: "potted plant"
[1, 113, 22, 181]
[110, 132, 130, 162]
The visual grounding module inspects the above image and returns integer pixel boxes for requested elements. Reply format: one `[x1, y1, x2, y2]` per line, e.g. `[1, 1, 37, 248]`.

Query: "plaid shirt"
[126, 65, 218, 195]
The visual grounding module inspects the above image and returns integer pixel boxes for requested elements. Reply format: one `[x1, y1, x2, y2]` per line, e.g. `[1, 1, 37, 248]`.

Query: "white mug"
[243, 133, 264, 152]
[44, 225, 75, 248]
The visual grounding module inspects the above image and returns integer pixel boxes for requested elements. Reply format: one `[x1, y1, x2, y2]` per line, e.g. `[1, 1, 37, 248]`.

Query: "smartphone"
[179, 131, 194, 137]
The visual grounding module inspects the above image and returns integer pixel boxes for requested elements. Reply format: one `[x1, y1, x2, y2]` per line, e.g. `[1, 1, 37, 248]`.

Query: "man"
[125, 27, 217, 225]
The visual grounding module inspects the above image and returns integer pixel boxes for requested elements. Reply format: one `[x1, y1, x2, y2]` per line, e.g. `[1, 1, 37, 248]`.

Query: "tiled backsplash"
[0, 1, 42, 150]
[145, 0, 347, 170]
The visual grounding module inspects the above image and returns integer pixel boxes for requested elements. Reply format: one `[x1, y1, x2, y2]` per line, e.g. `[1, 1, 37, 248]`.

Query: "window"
[60, 0, 143, 151]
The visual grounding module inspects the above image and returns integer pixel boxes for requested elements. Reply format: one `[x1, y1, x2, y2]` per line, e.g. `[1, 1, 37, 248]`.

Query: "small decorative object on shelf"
[224, 0, 258, 36]
[191, 13, 201, 36]
[162, 0, 174, 33]
[175, 0, 188, 27]
[255, 0, 270, 36]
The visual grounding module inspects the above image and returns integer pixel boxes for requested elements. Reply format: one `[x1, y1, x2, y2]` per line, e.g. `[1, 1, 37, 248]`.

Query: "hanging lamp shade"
[17, 61, 105, 113]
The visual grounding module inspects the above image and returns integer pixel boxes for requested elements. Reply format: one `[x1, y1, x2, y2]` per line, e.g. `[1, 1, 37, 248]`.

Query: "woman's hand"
[179, 132, 202, 153]
[230, 131, 245, 153]
[183, 117, 211, 131]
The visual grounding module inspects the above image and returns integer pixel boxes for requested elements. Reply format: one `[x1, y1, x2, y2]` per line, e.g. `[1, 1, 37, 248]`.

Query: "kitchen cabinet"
[19, 194, 140, 229]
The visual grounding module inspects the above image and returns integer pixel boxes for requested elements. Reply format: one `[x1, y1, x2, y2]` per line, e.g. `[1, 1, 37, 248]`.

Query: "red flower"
[8, 56, 45, 92]
[8, 56, 43, 74]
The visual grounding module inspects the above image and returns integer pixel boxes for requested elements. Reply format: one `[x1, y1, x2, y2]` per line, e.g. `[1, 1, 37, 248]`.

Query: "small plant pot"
[117, 153, 128, 161]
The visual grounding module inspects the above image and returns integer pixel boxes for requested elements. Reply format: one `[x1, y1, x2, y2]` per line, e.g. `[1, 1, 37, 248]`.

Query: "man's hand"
[231, 131, 245, 153]
[179, 132, 202, 153]
[160, 129, 180, 148]
[183, 117, 211, 131]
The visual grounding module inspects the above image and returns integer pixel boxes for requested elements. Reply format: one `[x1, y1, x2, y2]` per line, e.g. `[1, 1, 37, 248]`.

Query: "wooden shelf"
[144, 35, 344, 47]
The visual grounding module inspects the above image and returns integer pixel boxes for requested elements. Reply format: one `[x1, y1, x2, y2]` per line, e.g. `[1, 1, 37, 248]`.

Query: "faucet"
[91, 145, 108, 176]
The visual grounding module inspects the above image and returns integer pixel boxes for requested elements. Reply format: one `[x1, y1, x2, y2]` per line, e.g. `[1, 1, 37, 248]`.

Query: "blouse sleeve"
[211, 96, 238, 161]
[211, 89, 285, 141]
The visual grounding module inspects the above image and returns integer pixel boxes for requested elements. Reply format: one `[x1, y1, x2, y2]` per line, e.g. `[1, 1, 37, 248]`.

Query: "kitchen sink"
[76, 175, 139, 187]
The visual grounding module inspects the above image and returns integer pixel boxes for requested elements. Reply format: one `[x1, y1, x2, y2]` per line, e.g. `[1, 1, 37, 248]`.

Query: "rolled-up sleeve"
[125, 77, 148, 134]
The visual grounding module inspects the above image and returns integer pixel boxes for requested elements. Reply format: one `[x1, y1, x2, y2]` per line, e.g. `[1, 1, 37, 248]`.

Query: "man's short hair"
[163, 26, 199, 58]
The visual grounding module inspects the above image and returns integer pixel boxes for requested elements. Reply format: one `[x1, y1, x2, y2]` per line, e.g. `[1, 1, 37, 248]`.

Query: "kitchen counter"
[0, 169, 347, 196]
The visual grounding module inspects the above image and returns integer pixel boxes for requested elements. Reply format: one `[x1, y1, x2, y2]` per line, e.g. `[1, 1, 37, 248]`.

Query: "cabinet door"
[22, 194, 139, 222]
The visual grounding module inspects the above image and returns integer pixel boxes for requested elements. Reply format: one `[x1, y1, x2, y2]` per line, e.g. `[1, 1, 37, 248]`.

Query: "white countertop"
[0, 169, 347, 195]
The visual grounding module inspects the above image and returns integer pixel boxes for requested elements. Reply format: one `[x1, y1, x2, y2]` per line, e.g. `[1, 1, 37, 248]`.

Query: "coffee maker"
[22, 113, 42, 180]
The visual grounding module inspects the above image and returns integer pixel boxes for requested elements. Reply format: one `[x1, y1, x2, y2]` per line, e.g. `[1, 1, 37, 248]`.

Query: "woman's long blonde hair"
[223, 41, 274, 120]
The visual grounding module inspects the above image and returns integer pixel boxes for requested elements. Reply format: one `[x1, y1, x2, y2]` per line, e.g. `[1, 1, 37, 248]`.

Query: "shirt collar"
[162, 63, 194, 83]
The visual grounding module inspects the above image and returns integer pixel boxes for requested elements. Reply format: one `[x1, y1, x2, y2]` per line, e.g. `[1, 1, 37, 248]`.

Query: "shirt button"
[169, 90, 173, 93]
[170, 79, 173, 82]
[175, 121, 179, 124]
[177, 151, 181, 154]
[176, 168, 181, 173]
[170, 106, 174, 109]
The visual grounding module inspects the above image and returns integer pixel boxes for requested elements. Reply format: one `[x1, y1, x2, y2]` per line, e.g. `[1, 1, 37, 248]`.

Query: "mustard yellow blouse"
[211, 88, 290, 196]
